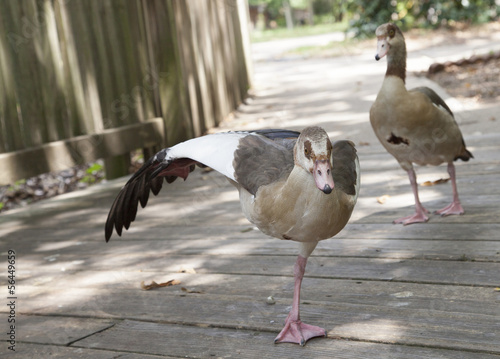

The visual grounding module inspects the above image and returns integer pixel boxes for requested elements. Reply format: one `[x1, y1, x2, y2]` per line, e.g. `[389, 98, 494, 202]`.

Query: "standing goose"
[370, 23, 473, 225]
[105, 126, 360, 346]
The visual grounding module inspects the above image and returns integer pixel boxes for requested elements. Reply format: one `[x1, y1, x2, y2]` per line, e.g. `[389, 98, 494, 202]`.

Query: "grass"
[250, 22, 348, 43]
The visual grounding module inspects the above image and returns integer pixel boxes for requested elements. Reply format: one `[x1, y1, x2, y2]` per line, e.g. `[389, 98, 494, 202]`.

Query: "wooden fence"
[0, 0, 252, 184]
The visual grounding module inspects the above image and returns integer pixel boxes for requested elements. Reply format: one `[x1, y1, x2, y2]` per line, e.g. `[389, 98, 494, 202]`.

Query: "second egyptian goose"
[370, 23, 473, 225]
[105, 126, 360, 346]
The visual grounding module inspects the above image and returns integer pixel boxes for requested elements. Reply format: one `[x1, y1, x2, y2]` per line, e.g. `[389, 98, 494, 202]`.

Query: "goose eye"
[388, 29, 395, 37]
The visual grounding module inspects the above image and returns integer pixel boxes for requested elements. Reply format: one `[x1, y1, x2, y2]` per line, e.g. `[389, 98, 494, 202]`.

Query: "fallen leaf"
[240, 227, 254, 233]
[421, 178, 450, 186]
[141, 279, 181, 291]
[181, 287, 204, 294]
[494, 287, 500, 292]
[358, 141, 370, 146]
[377, 195, 390, 204]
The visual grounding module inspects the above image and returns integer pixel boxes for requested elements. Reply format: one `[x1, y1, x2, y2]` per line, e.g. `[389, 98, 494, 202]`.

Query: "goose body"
[105, 126, 360, 345]
[370, 23, 472, 224]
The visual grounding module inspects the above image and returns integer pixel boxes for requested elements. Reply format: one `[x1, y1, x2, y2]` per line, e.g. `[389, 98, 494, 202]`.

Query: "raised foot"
[435, 202, 464, 216]
[393, 210, 429, 225]
[274, 320, 326, 346]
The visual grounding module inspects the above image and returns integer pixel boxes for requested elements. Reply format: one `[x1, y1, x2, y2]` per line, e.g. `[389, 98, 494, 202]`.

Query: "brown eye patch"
[388, 26, 396, 37]
[304, 140, 313, 159]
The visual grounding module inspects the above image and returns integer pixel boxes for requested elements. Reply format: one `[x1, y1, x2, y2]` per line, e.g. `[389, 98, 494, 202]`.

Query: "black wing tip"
[103, 147, 194, 242]
[455, 148, 473, 162]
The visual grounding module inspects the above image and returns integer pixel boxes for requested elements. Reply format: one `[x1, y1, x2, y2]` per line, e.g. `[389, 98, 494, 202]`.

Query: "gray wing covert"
[411, 86, 454, 118]
[233, 134, 295, 196]
[331, 140, 358, 196]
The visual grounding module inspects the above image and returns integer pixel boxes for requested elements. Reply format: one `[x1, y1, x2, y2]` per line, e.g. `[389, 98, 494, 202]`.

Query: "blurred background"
[249, 0, 500, 40]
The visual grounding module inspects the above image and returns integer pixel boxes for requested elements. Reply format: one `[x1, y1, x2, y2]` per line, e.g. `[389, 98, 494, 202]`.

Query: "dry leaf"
[141, 279, 181, 291]
[181, 287, 204, 294]
[377, 195, 390, 204]
[421, 178, 450, 186]
[494, 287, 500, 292]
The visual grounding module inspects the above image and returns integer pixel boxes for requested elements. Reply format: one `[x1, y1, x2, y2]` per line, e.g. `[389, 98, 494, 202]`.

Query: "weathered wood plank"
[14, 273, 499, 352]
[4, 232, 499, 263]
[75, 319, 500, 359]
[176, 254, 499, 286]
[0, 118, 164, 185]
[16, 273, 499, 317]
[3, 215, 500, 241]
[14, 315, 115, 346]
[12, 342, 180, 359]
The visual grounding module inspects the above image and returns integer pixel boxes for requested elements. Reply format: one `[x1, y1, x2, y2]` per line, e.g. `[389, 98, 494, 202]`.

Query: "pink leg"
[394, 168, 429, 225]
[435, 162, 465, 216]
[274, 255, 326, 346]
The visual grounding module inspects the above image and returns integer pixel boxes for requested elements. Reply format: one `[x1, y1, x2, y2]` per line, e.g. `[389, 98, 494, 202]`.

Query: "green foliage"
[249, 0, 499, 39]
[347, 0, 500, 38]
[7, 179, 26, 192]
[79, 162, 103, 185]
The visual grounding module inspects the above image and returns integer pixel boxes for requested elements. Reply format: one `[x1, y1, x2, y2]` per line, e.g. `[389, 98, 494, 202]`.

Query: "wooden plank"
[89, 254, 500, 287]
[13, 343, 177, 359]
[0, 2, 24, 152]
[14, 273, 499, 353]
[16, 274, 499, 317]
[3, 228, 499, 262]
[0, 118, 163, 185]
[75, 319, 500, 359]
[2, 220, 500, 242]
[14, 315, 115, 345]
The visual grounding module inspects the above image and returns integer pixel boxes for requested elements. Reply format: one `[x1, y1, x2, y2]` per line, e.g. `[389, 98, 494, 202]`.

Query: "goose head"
[294, 126, 334, 194]
[375, 23, 406, 61]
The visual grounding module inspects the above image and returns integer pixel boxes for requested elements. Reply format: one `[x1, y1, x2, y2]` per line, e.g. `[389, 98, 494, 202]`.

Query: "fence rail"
[0, 0, 252, 184]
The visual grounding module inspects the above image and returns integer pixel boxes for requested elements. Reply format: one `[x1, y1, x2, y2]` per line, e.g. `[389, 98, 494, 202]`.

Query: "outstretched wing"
[105, 130, 300, 241]
[105, 131, 250, 242]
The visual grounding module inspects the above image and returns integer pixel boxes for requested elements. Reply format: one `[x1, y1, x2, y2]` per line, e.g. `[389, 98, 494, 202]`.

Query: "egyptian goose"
[370, 23, 473, 225]
[105, 126, 360, 346]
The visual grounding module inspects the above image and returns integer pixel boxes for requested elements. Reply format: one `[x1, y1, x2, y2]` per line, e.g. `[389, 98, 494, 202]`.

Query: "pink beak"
[313, 160, 334, 194]
[375, 38, 389, 61]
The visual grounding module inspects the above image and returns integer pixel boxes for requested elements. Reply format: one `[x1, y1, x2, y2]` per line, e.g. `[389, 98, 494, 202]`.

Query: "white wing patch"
[167, 132, 252, 181]
[353, 156, 361, 202]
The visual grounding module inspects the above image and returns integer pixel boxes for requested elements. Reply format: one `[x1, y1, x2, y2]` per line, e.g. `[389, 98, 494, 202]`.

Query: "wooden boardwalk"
[2, 35, 500, 358]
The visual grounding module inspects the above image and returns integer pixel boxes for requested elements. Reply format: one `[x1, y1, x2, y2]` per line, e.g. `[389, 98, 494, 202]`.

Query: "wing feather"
[105, 132, 250, 242]
[233, 134, 295, 195]
[331, 140, 359, 197]
[411, 86, 454, 118]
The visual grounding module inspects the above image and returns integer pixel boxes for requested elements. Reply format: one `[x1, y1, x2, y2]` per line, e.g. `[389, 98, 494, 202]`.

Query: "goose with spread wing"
[370, 23, 473, 225]
[105, 126, 360, 346]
